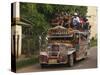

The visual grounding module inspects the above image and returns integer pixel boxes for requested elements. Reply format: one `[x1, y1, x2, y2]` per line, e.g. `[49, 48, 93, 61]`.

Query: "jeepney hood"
[40, 51, 48, 56]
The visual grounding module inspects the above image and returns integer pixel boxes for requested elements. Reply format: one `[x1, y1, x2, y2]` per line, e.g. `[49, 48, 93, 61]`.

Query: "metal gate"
[22, 26, 34, 57]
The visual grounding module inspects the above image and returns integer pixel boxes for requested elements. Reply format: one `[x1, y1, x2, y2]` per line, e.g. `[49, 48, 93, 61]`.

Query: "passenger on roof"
[51, 15, 60, 26]
[72, 13, 80, 30]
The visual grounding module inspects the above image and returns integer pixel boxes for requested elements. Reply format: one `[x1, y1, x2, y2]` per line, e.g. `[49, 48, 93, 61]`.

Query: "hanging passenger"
[79, 16, 84, 31]
[83, 17, 89, 31]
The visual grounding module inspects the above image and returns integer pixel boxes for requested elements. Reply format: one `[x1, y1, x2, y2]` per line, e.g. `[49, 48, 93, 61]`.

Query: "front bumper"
[40, 58, 68, 65]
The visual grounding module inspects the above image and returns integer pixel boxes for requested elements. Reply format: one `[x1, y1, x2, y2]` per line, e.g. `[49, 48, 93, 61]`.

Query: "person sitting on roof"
[59, 15, 64, 26]
[63, 12, 70, 28]
[63, 18, 69, 28]
[72, 13, 80, 30]
[51, 15, 60, 26]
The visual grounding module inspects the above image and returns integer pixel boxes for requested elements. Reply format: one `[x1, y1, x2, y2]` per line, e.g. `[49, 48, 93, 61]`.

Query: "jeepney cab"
[39, 26, 76, 67]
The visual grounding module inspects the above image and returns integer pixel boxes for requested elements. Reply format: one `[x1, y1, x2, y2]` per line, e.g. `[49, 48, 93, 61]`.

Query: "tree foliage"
[20, 2, 87, 55]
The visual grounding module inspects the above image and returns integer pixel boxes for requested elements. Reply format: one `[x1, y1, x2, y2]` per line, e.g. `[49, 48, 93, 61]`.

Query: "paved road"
[17, 47, 97, 73]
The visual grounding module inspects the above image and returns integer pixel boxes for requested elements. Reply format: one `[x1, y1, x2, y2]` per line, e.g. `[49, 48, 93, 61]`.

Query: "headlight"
[40, 52, 48, 63]
[40, 55, 48, 62]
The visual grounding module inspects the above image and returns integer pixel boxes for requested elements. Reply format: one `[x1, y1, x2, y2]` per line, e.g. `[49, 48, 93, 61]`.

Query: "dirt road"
[17, 47, 97, 73]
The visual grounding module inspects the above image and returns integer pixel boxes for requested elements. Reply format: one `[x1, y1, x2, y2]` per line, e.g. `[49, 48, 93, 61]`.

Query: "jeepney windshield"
[47, 45, 59, 56]
[50, 36, 73, 40]
[47, 44, 70, 56]
[48, 45, 59, 51]
[48, 34, 74, 41]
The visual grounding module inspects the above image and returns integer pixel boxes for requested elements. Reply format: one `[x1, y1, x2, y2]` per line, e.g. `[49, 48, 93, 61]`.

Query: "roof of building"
[11, 17, 32, 27]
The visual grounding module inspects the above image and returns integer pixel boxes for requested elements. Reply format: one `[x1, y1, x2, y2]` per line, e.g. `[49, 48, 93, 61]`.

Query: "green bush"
[16, 57, 39, 69]
[90, 38, 97, 47]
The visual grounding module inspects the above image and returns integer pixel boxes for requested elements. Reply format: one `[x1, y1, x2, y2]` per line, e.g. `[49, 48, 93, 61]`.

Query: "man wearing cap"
[72, 13, 80, 29]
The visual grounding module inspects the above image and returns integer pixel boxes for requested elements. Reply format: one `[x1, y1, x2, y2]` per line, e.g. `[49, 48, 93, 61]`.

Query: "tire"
[88, 43, 90, 49]
[68, 54, 74, 67]
[84, 46, 88, 59]
[40, 64, 48, 68]
[84, 51, 88, 59]
[40, 64, 47, 68]
[73, 52, 77, 62]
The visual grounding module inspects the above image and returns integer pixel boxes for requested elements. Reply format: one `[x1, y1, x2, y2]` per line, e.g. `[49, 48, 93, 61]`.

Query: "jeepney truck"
[39, 26, 90, 67]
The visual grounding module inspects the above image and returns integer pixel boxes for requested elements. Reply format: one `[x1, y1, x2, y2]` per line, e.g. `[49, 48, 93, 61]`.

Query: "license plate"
[49, 59, 57, 64]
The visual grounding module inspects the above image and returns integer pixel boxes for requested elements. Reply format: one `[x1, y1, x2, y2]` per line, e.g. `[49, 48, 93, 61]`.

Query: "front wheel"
[68, 54, 74, 67]
[40, 64, 47, 68]
[84, 51, 88, 59]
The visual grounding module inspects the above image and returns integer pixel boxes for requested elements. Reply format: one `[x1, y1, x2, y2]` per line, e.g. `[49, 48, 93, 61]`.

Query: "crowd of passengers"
[51, 11, 91, 31]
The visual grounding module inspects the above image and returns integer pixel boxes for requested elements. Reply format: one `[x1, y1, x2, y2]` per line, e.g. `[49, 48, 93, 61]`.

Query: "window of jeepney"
[52, 45, 59, 51]
[49, 36, 74, 41]
[48, 45, 59, 56]
[47, 44, 59, 51]
[59, 45, 66, 51]
[80, 34, 87, 41]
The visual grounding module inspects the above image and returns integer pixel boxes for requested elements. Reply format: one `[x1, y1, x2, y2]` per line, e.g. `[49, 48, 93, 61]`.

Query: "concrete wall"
[87, 6, 97, 39]
[11, 2, 22, 58]
[11, 25, 22, 58]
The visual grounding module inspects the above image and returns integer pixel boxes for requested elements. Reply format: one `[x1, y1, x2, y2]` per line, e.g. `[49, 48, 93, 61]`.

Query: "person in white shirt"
[72, 13, 80, 29]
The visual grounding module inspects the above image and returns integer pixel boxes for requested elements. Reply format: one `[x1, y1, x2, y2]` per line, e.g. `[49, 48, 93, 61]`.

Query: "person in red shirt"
[79, 17, 84, 31]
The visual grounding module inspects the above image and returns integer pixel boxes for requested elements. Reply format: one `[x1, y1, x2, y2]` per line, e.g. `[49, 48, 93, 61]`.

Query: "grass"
[90, 38, 97, 47]
[16, 56, 39, 69]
